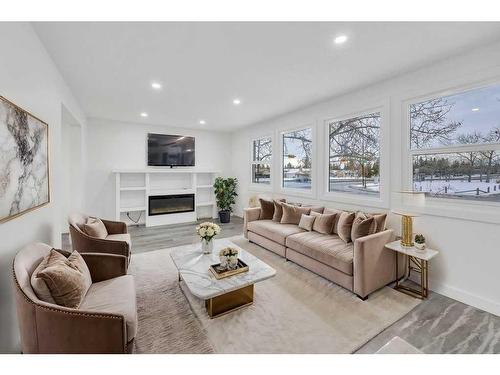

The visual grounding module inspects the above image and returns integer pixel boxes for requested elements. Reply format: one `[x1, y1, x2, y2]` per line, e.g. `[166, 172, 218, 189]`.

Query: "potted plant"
[196, 222, 221, 254]
[213, 177, 238, 223]
[414, 234, 426, 251]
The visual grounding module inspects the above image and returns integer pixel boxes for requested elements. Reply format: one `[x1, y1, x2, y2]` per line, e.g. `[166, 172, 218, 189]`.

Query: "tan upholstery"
[258, 198, 275, 220]
[298, 214, 315, 231]
[69, 213, 131, 266]
[83, 217, 108, 239]
[247, 219, 305, 245]
[286, 231, 354, 275]
[80, 276, 137, 341]
[280, 203, 312, 225]
[244, 204, 397, 299]
[310, 211, 336, 234]
[13, 243, 135, 353]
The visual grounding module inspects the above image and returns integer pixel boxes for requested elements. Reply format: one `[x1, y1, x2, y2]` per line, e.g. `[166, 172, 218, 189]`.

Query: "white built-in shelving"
[113, 169, 219, 227]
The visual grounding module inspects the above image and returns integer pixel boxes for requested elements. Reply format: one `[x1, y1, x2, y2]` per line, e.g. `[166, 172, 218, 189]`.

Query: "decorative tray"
[209, 259, 249, 280]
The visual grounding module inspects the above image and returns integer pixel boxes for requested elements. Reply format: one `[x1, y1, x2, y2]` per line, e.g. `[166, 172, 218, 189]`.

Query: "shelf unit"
[114, 169, 219, 227]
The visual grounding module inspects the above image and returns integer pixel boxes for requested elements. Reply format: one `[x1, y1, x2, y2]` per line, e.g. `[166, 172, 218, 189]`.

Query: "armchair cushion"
[83, 217, 108, 239]
[80, 275, 137, 341]
[106, 233, 131, 247]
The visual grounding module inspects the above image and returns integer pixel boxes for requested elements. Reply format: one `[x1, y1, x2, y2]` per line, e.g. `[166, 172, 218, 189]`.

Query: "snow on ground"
[414, 180, 500, 196]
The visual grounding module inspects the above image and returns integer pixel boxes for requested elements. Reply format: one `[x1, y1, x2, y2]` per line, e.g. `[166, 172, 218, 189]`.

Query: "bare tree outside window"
[282, 128, 312, 189]
[410, 84, 500, 202]
[252, 137, 272, 184]
[328, 112, 380, 196]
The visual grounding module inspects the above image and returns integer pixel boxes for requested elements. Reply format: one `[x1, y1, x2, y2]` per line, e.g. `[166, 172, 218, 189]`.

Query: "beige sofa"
[244, 206, 398, 299]
[13, 243, 137, 353]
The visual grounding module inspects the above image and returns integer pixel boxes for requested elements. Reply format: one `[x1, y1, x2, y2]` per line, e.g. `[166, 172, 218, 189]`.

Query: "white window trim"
[401, 81, 500, 222]
[249, 135, 273, 191]
[279, 124, 316, 198]
[320, 105, 389, 209]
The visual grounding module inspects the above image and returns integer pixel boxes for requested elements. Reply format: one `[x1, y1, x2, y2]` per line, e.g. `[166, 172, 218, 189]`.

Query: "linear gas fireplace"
[148, 194, 195, 216]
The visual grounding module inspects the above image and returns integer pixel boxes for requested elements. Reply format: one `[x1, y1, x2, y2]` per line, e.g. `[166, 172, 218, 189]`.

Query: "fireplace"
[148, 194, 195, 216]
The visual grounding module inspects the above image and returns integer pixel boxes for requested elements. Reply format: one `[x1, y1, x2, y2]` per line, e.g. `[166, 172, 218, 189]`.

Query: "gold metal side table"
[385, 240, 439, 299]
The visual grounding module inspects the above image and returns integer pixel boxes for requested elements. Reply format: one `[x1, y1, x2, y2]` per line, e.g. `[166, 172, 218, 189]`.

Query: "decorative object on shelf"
[0, 96, 49, 224]
[214, 177, 238, 223]
[414, 234, 426, 251]
[219, 247, 239, 270]
[196, 222, 221, 254]
[392, 191, 425, 247]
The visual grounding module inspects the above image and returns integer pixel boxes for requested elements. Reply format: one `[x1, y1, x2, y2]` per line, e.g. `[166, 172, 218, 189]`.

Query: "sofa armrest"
[102, 219, 128, 234]
[70, 225, 130, 258]
[353, 229, 396, 298]
[243, 207, 262, 239]
[81, 253, 128, 282]
[33, 303, 128, 353]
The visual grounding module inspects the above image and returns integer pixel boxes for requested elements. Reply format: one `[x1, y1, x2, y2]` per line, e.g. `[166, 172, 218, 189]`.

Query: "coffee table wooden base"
[205, 284, 254, 318]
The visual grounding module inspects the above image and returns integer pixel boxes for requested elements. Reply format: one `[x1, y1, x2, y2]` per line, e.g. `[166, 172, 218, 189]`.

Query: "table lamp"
[392, 191, 425, 247]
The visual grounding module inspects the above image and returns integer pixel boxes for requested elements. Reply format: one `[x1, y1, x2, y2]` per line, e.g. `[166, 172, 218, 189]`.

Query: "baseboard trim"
[409, 273, 500, 317]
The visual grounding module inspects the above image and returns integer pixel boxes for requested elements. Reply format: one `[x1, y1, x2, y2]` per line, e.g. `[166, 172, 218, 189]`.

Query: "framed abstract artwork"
[0, 96, 49, 223]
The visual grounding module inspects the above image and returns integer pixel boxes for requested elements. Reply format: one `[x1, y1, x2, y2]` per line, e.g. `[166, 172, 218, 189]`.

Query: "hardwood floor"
[61, 216, 500, 353]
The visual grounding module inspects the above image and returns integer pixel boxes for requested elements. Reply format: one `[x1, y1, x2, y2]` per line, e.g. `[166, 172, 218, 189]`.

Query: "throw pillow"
[336, 211, 356, 243]
[36, 249, 92, 308]
[280, 203, 312, 225]
[309, 206, 325, 214]
[298, 214, 316, 231]
[310, 211, 337, 234]
[272, 199, 287, 222]
[83, 217, 108, 239]
[259, 198, 275, 220]
[324, 208, 343, 234]
[351, 213, 377, 241]
[367, 213, 387, 232]
[31, 253, 59, 304]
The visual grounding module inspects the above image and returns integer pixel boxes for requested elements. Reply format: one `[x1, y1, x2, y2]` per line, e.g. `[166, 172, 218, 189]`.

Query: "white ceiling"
[33, 22, 500, 131]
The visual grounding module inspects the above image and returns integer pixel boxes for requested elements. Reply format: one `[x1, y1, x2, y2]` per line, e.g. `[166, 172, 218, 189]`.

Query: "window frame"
[321, 106, 388, 208]
[249, 135, 273, 190]
[279, 124, 316, 198]
[403, 81, 500, 209]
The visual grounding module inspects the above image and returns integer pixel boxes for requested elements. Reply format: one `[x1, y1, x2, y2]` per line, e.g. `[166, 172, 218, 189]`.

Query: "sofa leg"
[357, 294, 368, 301]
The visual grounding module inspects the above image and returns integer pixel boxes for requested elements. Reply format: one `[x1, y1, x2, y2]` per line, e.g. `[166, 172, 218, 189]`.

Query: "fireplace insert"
[148, 194, 195, 216]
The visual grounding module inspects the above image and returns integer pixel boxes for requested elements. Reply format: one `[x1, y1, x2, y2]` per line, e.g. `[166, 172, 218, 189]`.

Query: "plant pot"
[201, 238, 214, 254]
[415, 242, 426, 251]
[218, 210, 231, 223]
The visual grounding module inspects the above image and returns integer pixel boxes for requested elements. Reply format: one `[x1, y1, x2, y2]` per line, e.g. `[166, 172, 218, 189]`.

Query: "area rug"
[130, 235, 420, 353]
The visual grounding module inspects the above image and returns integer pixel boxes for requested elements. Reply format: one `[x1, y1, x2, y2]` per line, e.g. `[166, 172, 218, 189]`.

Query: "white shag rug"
[131, 235, 420, 353]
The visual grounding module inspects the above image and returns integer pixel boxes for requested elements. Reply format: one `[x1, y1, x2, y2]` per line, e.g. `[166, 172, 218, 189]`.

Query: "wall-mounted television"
[147, 133, 195, 167]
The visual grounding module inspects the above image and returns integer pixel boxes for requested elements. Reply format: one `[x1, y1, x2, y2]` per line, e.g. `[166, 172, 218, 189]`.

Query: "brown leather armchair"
[13, 243, 137, 354]
[68, 213, 131, 265]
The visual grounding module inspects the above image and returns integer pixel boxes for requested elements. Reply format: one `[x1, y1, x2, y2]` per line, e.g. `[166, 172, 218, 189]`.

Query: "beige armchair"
[13, 243, 137, 354]
[68, 213, 131, 265]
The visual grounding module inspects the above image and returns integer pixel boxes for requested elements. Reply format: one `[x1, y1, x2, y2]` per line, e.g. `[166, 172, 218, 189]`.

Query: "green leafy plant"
[213, 177, 238, 212]
[414, 234, 426, 244]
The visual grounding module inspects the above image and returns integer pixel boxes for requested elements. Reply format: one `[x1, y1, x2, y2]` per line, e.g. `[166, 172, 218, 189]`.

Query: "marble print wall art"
[0, 96, 49, 223]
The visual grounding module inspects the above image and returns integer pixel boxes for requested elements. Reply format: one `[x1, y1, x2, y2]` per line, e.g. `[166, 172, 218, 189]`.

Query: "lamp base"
[400, 215, 413, 247]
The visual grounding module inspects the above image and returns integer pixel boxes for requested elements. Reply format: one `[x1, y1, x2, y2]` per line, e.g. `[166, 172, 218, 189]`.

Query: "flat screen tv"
[147, 133, 195, 167]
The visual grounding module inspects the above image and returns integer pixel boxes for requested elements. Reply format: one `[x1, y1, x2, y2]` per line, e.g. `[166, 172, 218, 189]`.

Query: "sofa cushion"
[83, 217, 108, 239]
[298, 214, 315, 231]
[310, 211, 336, 234]
[351, 213, 377, 241]
[272, 199, 287, 222]
[281, 203, 312, 225]
[286, 231, 354, 275]
[247, 220, 305, 245]
[337, 211, 356, 243]
[106, 233, 131, 247]
[259, 198, 275, 220]
[80, 275, 137, 341]
[367, 212, 388, 232]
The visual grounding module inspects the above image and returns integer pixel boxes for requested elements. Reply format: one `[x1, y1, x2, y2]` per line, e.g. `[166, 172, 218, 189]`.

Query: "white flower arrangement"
[196, 222, 221, 242]
[219, 247, 238, 257]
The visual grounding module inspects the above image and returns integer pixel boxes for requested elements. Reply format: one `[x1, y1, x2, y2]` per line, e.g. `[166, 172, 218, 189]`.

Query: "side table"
[385, 240, 439, 299]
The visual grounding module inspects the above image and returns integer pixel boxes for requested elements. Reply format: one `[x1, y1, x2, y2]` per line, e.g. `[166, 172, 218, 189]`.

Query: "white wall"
[0, 23, 87, 352]
[85, 118, 232, 221]
[230, 41, 500, 317]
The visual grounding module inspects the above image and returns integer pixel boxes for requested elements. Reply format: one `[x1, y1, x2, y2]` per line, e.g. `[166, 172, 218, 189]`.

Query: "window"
[282, 128, 312, 190]
[328, 112, 381, 196]
[409, 84, 500, 202]
[251, 137, 272, 185]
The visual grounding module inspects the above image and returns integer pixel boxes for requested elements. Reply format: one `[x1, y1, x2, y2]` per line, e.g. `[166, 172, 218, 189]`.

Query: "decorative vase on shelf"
[201, 238, 214, 254]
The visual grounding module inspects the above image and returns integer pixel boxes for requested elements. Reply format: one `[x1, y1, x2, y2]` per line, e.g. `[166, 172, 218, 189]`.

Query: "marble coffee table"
[170, 238, 276, 318]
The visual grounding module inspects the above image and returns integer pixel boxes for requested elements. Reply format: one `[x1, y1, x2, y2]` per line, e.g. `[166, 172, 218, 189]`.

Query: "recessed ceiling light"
[151, 82, 162, 90]
[233, 98, 241, 105]
[472, 108, 480, 112]
[334, 35, 348, 45]
[199, 120, 206, 125]
[140, 112, 148, 118]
